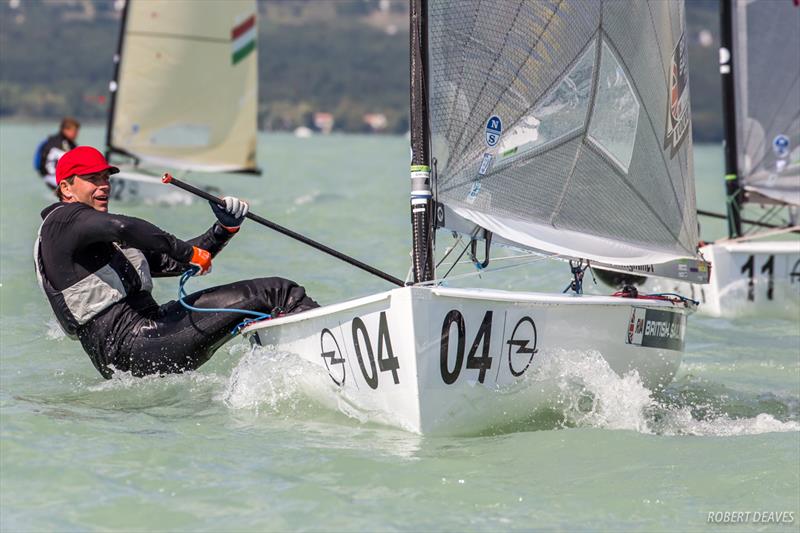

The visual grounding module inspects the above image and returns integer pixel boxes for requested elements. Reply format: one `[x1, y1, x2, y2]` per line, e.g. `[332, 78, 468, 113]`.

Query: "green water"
[1, 123, 798, 531]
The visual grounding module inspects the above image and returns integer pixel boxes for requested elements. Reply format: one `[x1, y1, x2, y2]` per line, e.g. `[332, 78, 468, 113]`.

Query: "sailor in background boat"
[34, 117, 80, 191]
[34, 146, 318, 379]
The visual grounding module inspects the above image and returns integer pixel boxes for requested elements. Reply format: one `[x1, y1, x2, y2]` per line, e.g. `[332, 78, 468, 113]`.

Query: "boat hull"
[110, 169, 197, 205]
[241, 286, 690, 435]
[644, 241, 800, 318]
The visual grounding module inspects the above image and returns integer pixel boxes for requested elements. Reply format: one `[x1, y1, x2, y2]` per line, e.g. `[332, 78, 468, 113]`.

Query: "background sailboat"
[241, 0, 709, 435]
[106, 0, 259, 204]
[639, 0, 800, 318]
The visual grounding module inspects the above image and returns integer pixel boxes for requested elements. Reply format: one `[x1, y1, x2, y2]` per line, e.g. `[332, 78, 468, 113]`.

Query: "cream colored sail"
[109, 0, 258, 173]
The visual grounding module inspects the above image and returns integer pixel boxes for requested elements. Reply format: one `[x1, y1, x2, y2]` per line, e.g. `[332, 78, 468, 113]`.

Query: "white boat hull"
[241, 286, 690, 435]
[645, 241, 800, 319]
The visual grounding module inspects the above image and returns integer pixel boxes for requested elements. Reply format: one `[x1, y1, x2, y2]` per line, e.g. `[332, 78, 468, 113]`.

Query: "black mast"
[409, 0, 435, 283]
[105, 0, 135, 162]
[719, 0, 743, 238]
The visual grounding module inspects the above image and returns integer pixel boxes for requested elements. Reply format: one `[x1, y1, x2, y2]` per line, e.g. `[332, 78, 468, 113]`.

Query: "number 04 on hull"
[242, 287, 689, 435]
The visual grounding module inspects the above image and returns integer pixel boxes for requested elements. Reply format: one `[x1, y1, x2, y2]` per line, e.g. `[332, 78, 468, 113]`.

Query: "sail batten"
[429, 0, 701, 270]
[109, 0, 259, 174]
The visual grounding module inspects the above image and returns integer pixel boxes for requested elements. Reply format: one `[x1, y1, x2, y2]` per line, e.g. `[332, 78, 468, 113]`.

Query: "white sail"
[731, 0, 800, 206]
[428, 0, 702, 268]
[109, 0, 259, 173]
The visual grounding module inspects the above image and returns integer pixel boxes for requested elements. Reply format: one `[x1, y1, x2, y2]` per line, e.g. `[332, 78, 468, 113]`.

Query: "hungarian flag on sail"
[231, 14, 256, 65]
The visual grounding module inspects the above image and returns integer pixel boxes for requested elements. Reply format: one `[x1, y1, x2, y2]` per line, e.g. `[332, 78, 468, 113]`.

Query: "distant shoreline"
[0, 119, 410, 138]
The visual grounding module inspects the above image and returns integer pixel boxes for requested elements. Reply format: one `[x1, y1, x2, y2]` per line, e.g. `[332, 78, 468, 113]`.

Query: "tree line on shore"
[0, 0, 723, 140]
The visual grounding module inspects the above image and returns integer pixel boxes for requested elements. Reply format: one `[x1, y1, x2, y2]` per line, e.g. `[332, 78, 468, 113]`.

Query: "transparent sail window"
[587, 41, 640, 173]
[496, 41, 595, 163]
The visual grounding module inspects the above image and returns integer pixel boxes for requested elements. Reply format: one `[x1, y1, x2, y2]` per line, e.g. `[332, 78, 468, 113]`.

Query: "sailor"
[34, 117, 80, 190]
[35, 146, 318, 378]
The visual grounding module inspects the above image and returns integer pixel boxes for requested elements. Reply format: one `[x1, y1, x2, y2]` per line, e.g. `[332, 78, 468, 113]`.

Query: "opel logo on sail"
[320, 328, 345, 386]
[507, 316, 537, 377]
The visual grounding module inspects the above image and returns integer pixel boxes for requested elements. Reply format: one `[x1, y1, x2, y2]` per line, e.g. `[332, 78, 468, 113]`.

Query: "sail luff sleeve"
[410, 0, 435, 283]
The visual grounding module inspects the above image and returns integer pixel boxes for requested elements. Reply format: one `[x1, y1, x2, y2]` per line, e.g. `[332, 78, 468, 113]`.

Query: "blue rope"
[178, 270, 271, 334]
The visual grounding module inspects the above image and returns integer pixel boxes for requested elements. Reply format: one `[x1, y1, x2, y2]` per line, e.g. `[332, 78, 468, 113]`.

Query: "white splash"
[293, 190, 321, 206]
[45, 318, 66, 340]
[534, 349, 799, 437]
[88, 367, 224, 392]
[221, 345, 334, 413]
[657, 410, 800, 437]
[286, 190, 321, 214]
[536, 349, 655, 433]
[220, 345, 414, 430]
[216, 343, 799, 437]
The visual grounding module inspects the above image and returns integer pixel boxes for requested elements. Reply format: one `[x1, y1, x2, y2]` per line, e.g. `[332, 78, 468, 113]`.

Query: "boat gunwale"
[240, 285, 691, 334]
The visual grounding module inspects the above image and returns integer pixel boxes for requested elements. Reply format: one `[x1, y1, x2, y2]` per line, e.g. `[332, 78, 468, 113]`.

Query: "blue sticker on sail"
[466, 181, 481, 204]
[773, 135, 790, 158]
[478, 153, 493, 175]
[485, 115, 502, 147]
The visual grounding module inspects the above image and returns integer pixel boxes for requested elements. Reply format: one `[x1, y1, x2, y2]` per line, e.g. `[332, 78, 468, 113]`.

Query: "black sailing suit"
[35, 202, 318, 378]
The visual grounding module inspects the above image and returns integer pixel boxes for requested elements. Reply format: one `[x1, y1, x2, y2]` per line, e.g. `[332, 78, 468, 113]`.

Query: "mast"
[105, 0, 136, 162]
[719, 0, 743, 238]
[409, 0, 435, 283]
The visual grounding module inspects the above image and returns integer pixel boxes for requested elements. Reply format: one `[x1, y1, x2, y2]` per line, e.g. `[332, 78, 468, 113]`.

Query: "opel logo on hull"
[320, 328, 345, 386]
[507, 316, 537, 377]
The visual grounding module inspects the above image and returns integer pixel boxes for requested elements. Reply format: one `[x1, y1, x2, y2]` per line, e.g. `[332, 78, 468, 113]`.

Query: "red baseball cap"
[55, 146, 119, 185]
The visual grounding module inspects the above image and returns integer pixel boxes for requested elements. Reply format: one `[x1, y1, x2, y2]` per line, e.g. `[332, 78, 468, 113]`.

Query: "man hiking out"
[34, 146, 318, 378]
[34, 117, 80, 190]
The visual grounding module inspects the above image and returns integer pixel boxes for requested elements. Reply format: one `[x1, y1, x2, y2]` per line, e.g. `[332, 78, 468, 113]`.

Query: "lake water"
[1, 123, 798, 531]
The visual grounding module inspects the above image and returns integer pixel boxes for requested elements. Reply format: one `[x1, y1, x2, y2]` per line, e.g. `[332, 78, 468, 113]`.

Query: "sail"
[731, 0, 800, 206]
[108, 0, 258, 173]
[427, 0, 700, 266]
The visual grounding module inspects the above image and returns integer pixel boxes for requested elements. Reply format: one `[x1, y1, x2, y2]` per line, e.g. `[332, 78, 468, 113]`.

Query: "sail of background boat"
[728, 0, 800, 208]
[428, 0, 707, 280]
[106, 0, 259, 175]
[628, 0, 800, 318]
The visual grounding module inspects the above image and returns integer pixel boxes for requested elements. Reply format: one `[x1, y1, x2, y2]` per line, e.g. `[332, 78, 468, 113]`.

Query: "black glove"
[210, 196, 249, 232]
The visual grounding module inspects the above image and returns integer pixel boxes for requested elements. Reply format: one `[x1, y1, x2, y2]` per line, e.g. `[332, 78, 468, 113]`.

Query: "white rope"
[415, 253, 559, 287]
[445, 250, 547, 267]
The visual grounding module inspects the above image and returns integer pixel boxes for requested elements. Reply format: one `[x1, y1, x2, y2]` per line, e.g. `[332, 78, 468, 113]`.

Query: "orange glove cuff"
[190, 246, 212, 275]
